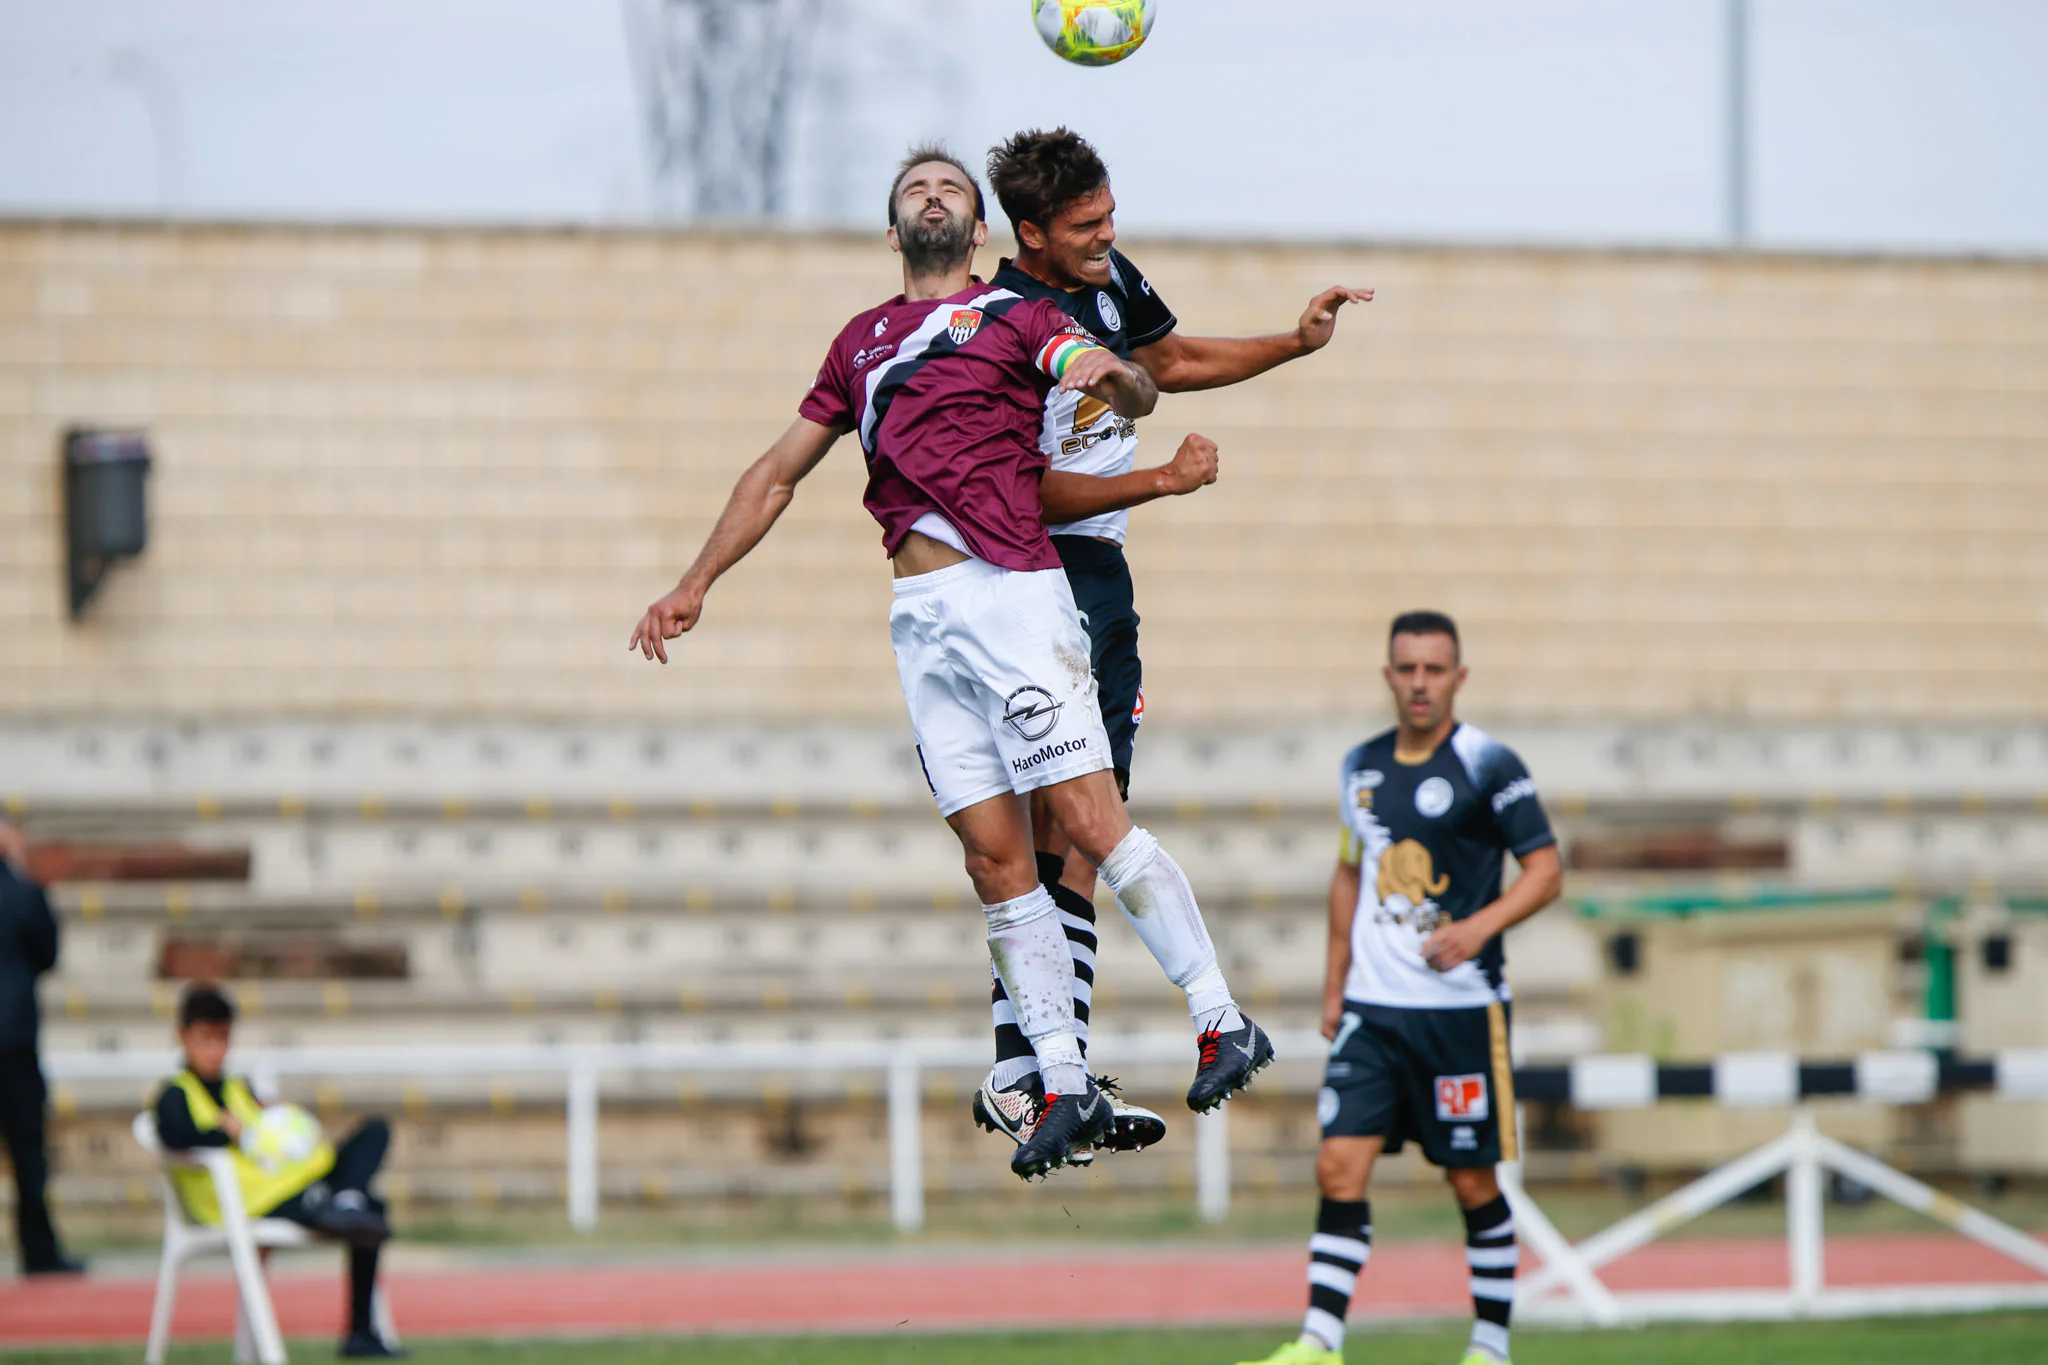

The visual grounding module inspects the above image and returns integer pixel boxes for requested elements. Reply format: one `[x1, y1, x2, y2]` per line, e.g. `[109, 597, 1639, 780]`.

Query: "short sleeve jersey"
[798, 281, 1108, 572]
[990, 250, 1176, 544]
[1336, 723, 1556, 1009]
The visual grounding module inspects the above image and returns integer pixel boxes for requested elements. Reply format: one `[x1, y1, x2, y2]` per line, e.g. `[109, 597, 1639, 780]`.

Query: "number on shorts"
[1330, 1010, 1361, 1056]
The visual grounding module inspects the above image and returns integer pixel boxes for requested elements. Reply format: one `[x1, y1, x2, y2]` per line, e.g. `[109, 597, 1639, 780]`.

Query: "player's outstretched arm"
[1040, 433, 1218, 523]
[1420, 843, 1564, 974]
[628, 417, 842, 664]
[1132, 285, 1374, 393]
[1057, 346, 1158, 419]
[1322, 859, 1362, 1040]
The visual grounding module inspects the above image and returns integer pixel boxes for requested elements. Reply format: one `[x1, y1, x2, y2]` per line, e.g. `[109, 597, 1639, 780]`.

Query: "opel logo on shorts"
[1002, 686, 1064, 741]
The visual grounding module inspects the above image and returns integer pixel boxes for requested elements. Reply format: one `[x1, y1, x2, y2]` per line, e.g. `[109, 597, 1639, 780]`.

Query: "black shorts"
[1052, 535, 1141, 793]
[1318, 999, 1519, 1168]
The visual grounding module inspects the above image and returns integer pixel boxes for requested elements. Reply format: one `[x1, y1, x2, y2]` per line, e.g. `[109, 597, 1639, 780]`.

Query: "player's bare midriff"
[891, 530, 971, 578]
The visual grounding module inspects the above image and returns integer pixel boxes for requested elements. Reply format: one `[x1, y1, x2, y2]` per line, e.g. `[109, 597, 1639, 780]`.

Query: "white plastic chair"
[133, 1112, 397, 1365]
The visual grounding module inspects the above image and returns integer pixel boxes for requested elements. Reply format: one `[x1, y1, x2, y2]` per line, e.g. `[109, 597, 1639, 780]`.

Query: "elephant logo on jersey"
[947, 309, 983, 344]
[1376, 839, 1449, 934]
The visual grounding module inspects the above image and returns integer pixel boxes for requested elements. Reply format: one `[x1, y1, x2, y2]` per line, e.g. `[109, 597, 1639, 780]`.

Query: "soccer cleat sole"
[1104, 1108, 1168, 1152]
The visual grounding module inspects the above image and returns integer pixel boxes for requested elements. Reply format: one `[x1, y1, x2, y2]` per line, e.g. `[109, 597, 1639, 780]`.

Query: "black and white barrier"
[1499, 1048, 2048, 1325]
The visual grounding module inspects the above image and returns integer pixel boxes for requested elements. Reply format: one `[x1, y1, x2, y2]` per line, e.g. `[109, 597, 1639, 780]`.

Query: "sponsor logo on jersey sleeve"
[1415, 776, 1454, 818]
[1435, 1073, 1489, 1121]
[1491, 776, 1537, 813]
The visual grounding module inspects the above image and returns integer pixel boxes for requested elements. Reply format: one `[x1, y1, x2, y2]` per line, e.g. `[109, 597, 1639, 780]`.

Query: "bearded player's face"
[893, 162, 980, 272]
[1035, 184, 1117, 289]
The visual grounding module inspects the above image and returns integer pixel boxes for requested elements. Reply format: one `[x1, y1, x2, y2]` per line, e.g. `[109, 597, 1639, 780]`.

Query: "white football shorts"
[889, 556, 1113, 818]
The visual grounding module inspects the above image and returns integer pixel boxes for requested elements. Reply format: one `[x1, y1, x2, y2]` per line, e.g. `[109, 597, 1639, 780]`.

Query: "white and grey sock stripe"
[1463, 1195, 1517, 1362]
[1300, 1199, 1370, 1353]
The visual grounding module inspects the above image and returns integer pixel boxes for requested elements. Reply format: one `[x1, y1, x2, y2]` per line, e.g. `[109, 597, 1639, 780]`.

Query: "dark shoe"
[339, 1330, 407, 1358]
[973, 1069, 1095, 1168]
[1186, 1014, 1274, 1113]
[1095, 1075, 1168, 1152]
[1010, 1079, 1114, 1181]
[21, 1255, 87, 1278]
[313, 1202, 390, 1247]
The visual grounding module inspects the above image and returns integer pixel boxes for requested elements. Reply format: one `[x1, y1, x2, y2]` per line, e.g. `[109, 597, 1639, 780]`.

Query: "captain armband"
[1337, 828, 1362, 867]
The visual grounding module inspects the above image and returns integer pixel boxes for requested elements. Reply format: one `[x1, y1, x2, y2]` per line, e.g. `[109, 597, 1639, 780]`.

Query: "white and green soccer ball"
[1033, 0, 1158, 67]
[240, 1103, 324, 1173]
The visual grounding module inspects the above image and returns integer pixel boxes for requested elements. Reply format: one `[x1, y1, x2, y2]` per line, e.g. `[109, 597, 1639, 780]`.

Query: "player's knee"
[1446, 1165, 1499, 1207]
[1052, 790, 1131, 866]
[1316, 1143, 1371, 1200]
[960, 846, 1032, 903]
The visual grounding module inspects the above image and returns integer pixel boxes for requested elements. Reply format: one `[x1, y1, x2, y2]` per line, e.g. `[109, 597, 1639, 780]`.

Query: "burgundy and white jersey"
[799, 280, 1107, 573]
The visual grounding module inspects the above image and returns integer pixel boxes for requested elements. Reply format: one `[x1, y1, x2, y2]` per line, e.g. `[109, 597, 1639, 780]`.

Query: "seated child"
[154, 982, 402, 1359]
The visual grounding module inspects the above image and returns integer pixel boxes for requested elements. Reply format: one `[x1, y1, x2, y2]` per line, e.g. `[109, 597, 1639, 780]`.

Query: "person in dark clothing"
[0, 819, 82, 1277]
[155, 984, 402, 1358]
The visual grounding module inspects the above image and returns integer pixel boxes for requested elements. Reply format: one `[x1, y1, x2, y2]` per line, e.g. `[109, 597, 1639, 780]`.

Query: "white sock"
[1096, 826, 1242, 1030]
[982, 886, 1087, 1094]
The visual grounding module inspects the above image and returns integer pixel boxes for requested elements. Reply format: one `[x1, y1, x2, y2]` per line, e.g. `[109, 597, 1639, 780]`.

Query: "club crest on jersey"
[947, 308, 983, 344]
[1435, 1074, 1489, 1122]
[1096, 291, 1122, 331]
[1415, 776, 1455, 818]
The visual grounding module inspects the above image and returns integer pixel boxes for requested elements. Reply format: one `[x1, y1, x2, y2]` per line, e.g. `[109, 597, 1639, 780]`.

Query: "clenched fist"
[1159, 433, 1220, 496]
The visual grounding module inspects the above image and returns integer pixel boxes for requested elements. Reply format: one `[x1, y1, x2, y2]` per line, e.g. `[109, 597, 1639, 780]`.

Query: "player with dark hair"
[1239, 612, 1564, 1365]
[629, 144, 1270, 1180]
[970, 126, 1372, 1157]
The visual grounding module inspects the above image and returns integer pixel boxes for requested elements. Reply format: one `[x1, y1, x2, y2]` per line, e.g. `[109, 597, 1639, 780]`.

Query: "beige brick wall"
[3, 222, 2045, 722]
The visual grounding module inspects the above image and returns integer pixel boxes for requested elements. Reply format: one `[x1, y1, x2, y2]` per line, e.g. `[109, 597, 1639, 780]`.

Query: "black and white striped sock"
[989, 854, 1097, 1091]
[1301, 1197, 1370, 1352]
[1462, 1193, 1517, 1361]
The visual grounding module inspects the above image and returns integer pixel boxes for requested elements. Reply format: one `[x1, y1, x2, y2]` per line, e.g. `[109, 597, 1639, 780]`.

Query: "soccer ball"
[241, 1103, 324, 1173]
[1033, 0, 1157, 67]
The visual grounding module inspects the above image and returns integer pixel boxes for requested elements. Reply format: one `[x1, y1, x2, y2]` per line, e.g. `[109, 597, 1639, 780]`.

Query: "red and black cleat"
[1185, 1015, 1274, 1113]
[1010, 1079, 1115, 1181]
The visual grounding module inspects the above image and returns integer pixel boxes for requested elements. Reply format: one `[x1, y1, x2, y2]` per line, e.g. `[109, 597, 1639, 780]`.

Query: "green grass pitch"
[8, 1316, 2047, 1365]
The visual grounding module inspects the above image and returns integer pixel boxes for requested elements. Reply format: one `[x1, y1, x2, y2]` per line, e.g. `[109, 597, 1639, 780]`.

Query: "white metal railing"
[45, 1031, 1325, 1233]
[51, 1037, 2048, 1326]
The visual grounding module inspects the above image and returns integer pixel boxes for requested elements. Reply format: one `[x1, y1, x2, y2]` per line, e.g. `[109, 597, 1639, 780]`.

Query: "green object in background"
[1574, 886, 1899, 919]
[1925, 897, 1959, 1028]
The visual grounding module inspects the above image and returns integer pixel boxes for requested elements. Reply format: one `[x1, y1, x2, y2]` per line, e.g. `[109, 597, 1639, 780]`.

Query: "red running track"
[3, 1234, 2043, 1346]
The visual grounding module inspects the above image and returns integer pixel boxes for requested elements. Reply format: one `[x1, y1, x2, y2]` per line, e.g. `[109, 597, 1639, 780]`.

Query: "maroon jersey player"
[629, 146, 1272, 1180]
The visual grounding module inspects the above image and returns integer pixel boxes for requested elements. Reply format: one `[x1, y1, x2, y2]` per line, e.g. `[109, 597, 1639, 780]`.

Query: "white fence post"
[1785, 1105, 1824, 1308]
[566, 1058, 599, 1234]
[1195, 1104, 1230, 1225]
[888, 1050, 924, 1233]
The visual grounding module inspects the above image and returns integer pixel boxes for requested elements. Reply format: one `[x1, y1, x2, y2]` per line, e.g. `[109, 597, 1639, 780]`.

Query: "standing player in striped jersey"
[1240, 612, 1564, 1365]
[629, 146, 1269, 1179]
[970, 128, 1373, 1157]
